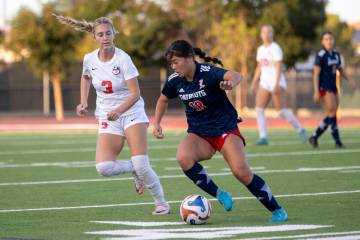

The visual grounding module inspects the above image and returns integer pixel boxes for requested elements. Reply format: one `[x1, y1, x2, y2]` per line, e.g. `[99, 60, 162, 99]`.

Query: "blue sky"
[1, 0, 359, 28]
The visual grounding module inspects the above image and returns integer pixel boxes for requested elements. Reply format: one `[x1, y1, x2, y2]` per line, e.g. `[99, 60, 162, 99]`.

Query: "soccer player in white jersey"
[54, 14, 169, 215]
[250, 25, 307, 145]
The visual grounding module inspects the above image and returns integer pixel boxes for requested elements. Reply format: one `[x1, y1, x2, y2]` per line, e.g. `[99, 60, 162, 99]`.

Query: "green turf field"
[0, 128, 359, 240]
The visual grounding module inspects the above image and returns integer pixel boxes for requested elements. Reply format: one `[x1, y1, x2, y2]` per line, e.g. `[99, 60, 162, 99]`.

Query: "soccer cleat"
[308, 136, 318, 148]
[132, 172, 145, 195]
[298, 128, 308, 143]
[335, 141, 345, 149]
[152, 202, 170, 215]
[255, 138, 269, 145]
[271, 208, 288, 222]
[217, 190, 234, 211]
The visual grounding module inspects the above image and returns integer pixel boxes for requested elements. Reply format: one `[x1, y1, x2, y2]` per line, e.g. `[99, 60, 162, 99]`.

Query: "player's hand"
[249, 82, 257, 95]
[272, 84, 281, 95]
[349, 79, 357, 88]
[313, 92, 320, 103]
[76, 103, 88, 117]
[220, 80, 234, 90]
[153, 124, 164, 139]
[107, 111, 119, 121]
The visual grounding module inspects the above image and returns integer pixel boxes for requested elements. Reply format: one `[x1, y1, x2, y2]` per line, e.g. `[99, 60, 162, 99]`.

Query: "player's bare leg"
[177, 134, 233, 211]
[321, 92, 342, 147]
[221, 135, 287, 222]
[255, 86, 271, 144]
[95, 133, 144, 194]
[272, 88, 306, 142]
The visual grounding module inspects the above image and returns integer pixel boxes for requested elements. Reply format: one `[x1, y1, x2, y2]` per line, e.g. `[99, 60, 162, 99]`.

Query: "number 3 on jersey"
[101, 80, 113, 94]
[189, 100, 206, 111]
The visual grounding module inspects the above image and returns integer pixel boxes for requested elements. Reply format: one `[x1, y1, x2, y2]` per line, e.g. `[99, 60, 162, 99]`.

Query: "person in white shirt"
[54, 14, 169, 215]
[250, 25, 307, 145]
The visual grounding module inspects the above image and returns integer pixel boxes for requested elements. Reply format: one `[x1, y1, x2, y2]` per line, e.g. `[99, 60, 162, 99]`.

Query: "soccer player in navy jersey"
[309, 31, 356, 148]
[153, 40, 287, 222]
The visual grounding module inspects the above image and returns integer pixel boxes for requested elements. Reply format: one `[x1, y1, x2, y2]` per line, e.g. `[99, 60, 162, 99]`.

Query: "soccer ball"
[180, 195, 212, 225]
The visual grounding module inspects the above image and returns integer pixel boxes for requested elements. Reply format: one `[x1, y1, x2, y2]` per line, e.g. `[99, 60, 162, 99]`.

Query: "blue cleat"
[255, 138, 269, 145]
[271, 208, 288, 222]
[217, 190, 234, 211]
[298, 128, 308, 143]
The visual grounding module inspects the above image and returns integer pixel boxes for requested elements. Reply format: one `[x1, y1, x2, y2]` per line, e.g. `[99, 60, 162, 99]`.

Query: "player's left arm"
[107, 77, 140, 121]
[219, 70, 242, 90]
[338, 67, 356, 87]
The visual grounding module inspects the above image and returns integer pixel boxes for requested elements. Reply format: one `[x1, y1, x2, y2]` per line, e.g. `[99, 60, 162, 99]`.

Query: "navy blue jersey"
[314, 48, 342, 91]
[162, 63, 238, 136]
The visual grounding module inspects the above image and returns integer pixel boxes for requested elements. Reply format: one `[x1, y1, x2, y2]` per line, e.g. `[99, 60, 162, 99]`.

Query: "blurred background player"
[153, 40, 287, 222]
[54, 15, 169, 215]
[250, 25, 307, 145]
[309, 31, 356, 148]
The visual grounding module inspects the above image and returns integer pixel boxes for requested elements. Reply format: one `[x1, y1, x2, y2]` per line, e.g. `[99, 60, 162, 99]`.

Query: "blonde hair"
[53, 14, 118, 34]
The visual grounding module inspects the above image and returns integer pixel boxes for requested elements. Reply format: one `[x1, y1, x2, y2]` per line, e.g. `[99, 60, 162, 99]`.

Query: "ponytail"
[53, 14, 118, 34]
[193, 48, 223, 66]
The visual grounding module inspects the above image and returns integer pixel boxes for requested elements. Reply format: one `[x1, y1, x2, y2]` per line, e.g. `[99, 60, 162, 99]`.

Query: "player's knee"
[278, 108, 287, 118]
[255, 107, 265, 114]
[96, 161, 114, 177]
[131, 155, 150, 175]
[176, 152, 195, 170]
[231, 166, 253, 185]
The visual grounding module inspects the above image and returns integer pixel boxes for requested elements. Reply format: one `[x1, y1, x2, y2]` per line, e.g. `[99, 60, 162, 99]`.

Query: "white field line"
[236, 231, 360, 240]
[1, 165, 359, 186]
[0, 189, 359, 213]
[1, 145, 360, 157]
[1, 137, 359, 149]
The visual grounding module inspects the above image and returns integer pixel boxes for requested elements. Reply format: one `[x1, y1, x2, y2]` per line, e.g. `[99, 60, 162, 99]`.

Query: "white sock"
[278, 108, 302, 132]
[131, 155, 166, 205]
[96, 160, 134, 177]
[255, 107, 267, 139]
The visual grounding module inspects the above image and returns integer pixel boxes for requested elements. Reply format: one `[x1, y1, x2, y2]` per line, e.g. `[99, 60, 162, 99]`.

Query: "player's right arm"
[76, 75, 91, 117]
[153, 94, 169, 139]
[250, 62, 261, 95]
[313, 66, 321, 103]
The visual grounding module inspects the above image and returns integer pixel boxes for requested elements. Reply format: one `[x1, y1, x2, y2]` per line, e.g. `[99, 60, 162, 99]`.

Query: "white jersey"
[256, 42, 286, 84]
[82, 48, 145, 119]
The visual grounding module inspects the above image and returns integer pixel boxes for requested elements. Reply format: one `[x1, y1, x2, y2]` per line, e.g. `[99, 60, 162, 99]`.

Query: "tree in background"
[210, 15, 257, 110]
[8, 3, 80, 120]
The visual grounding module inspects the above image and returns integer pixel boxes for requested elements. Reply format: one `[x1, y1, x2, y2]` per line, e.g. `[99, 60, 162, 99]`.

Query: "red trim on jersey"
[199, 128, 246, 151]
[320, 89, 338, 97]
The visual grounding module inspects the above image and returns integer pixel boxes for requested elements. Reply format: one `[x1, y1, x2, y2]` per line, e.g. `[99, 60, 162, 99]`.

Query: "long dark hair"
[165, 40, 223, 66]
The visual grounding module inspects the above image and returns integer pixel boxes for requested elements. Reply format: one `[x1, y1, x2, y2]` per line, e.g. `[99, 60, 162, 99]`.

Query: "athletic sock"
[184, 162, 219, 198]
[278, 109, 302, 132]
[96, 160, 134, 176]
[246, 174, 281, 212]
[131, 155, 166, 205]
[255, 107, 267, 139]
[328, 117, 341, 144]
[312, 117, 330, 139]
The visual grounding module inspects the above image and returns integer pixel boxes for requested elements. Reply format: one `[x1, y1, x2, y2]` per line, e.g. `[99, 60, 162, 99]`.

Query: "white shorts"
[98, 111, 149, 136]
[260, 79, 287, 92]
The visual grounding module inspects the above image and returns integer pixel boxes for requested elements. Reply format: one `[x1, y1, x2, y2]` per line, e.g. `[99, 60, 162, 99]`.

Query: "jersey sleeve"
[209, 65, 227, 83]
[256, 47, 261, 62]
[121, 54, 140, 81]
[337, 53, 343, 69]
[82, 55, 91, 78]
[161, 79, 178, 99]
[314, 51, 324, 67]
[273, 44, 283, 61]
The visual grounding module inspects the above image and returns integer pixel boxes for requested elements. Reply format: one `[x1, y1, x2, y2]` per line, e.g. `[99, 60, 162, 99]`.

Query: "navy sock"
[328, 117, 341, 144]
[246, 174, 281, 212]
[184, 162, 219, 198]
[312, 117, 330, 138]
